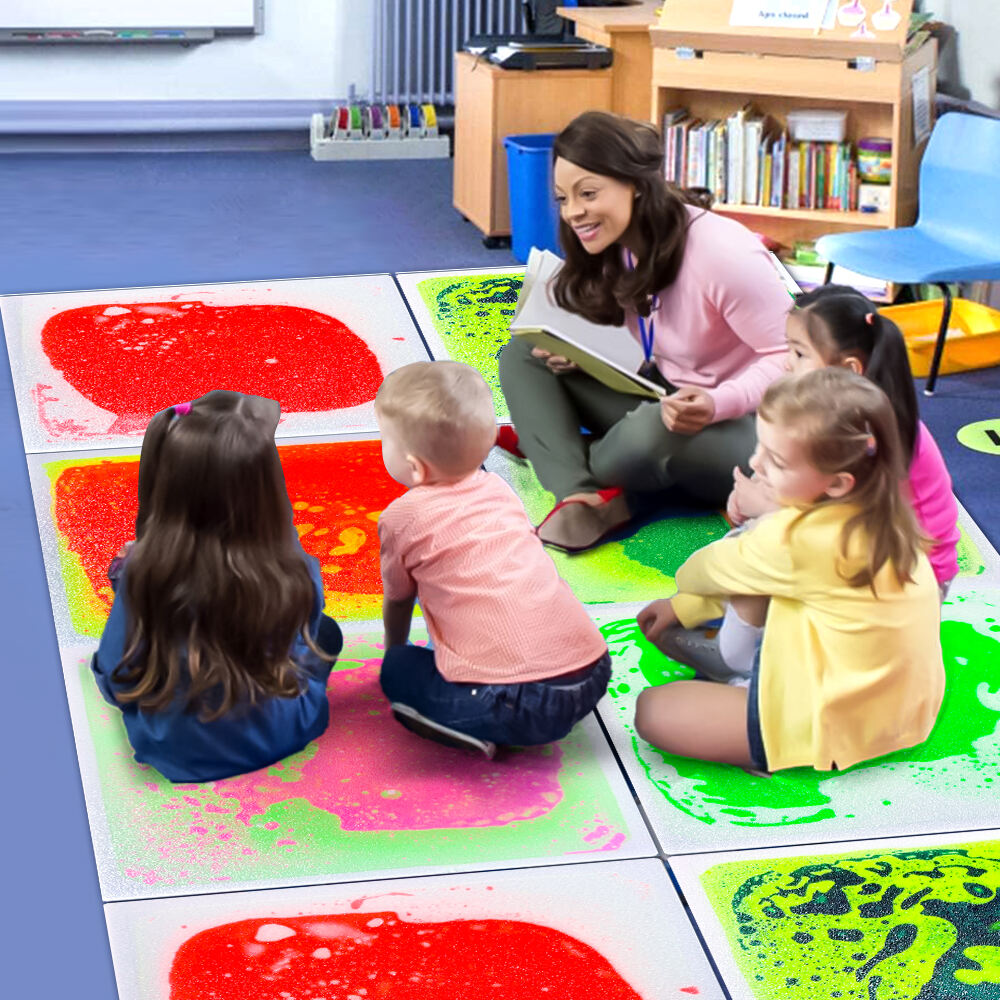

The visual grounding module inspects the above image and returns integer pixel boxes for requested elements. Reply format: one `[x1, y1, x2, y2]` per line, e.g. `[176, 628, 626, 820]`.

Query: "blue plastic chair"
[816, 112, 1000, 394]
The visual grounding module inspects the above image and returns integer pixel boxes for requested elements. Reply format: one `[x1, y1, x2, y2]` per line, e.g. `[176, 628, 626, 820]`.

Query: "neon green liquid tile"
[701, 839, 1000, 999]
[600, 590, 1000, 828]
[416, 273, 523, 418]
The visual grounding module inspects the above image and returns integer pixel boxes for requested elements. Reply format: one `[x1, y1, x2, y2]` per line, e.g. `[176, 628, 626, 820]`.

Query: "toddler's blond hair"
[375, 361, 496, 476]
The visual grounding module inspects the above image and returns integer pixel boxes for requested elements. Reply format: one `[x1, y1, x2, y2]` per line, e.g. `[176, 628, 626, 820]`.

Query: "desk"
[557, 1, 658, 122]
[453, 51, 613, 240]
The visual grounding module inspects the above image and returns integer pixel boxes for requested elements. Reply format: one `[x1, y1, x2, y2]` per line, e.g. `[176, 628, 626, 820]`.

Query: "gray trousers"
[497, 336, 756, 505]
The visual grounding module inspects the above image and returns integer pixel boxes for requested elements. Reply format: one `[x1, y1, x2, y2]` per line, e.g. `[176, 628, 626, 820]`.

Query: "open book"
[510, 249, 666, 399]
[510, 248, 800, 400]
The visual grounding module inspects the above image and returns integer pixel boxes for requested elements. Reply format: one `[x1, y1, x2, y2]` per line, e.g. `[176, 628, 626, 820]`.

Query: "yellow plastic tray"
[880, 298, 1000, 377]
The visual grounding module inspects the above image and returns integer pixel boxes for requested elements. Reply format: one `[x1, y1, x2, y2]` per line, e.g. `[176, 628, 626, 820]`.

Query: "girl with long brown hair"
[634, 368, 944, 773]
[91, 390, 342, 782]
[497, 110, 791, 551]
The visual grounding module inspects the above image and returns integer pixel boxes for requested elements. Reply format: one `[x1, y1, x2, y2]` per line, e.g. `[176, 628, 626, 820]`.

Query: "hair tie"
[865, 312, 875, 326]
[173, 401, 192, 416]
[864, 422, 877, 456]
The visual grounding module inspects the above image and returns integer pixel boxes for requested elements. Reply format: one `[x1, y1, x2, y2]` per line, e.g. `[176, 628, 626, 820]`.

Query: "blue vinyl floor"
[0, 151, 517, 1000]
[0, 150, 996, 999]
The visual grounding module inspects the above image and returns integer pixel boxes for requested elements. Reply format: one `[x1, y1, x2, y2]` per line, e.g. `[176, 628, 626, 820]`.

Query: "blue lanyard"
[626, 250, 658, 365]
[637, 311, 656, 365]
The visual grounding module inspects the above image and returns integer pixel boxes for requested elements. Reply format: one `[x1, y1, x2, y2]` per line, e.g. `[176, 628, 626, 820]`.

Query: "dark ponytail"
[794, 285, 918, 462]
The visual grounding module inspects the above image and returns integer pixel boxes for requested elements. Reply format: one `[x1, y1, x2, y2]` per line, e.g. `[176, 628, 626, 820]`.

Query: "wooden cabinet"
[557, 1, 659, 123]
[453, 51, 613, 239]
[650, 0, 935, 248]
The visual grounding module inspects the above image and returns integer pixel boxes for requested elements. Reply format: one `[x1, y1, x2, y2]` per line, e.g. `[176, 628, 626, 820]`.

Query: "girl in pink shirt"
[730, 284, 959, 590]
[497, 111, 790, 552]
[375, 361, 610, 758]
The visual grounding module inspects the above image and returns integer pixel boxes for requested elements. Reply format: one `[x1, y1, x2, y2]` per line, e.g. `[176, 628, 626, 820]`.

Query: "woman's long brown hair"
[113, 390, 330, 720]
[551, 110, 711, 326]
[758, 369, 923, 591]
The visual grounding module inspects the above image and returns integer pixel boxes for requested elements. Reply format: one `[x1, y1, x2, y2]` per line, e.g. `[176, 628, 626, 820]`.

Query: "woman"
[497, 111, 790, 551]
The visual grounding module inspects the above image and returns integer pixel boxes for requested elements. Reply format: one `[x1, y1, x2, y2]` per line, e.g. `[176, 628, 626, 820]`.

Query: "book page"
[512, 249, 646, 375]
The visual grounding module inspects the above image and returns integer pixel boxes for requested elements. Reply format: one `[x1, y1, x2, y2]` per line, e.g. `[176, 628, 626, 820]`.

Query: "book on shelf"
[744, 115, 764, 206]
[663, 107, 861, 212]
[510, 249, 665, 399]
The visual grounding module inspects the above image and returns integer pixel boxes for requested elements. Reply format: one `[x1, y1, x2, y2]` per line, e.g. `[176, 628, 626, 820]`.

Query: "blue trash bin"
[503, 133, 561, 264]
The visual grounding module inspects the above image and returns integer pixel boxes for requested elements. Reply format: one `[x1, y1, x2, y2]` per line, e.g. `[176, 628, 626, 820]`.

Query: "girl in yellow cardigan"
[635, 368, 944, 773]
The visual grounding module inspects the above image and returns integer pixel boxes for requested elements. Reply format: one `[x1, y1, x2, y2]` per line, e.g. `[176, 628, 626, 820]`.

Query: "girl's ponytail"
[863, 311, 918, 462]
[836, 381, 921, 589]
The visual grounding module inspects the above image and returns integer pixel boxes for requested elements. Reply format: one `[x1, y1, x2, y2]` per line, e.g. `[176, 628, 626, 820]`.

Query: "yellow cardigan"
[671, 504, 944, 772]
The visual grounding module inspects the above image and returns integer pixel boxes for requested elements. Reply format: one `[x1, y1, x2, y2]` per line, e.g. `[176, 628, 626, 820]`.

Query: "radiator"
[372, 0, 525, 106]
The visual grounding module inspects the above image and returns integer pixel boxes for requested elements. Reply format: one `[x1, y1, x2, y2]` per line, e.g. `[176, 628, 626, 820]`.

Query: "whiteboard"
[2, 2, 258, 30]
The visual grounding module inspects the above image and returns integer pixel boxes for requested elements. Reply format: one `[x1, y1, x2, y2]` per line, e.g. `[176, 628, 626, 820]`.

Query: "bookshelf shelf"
[713, 205, 891, 228]
[651, 0, 935, 259]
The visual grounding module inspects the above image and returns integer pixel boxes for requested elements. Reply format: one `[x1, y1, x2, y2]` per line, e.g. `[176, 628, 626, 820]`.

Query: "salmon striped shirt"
[378, 470, 607, 683]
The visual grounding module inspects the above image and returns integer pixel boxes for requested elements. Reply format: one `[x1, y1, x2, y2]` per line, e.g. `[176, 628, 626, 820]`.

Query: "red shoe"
[495, 424, 526, 459]
[536, 488, 630, 553]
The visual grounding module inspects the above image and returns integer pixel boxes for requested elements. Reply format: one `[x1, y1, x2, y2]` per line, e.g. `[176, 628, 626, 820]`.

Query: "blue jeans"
[315, 614, 343, 658]
[746, 645, 768, 772]
[380, 646, 612, 746]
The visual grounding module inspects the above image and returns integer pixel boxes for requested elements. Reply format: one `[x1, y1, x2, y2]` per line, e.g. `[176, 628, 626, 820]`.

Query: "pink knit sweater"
[624, 206, 790, 422]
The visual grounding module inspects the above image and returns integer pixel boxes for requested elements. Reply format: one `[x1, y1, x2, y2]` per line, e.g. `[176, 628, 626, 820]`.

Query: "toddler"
[375, 361, 611, 757]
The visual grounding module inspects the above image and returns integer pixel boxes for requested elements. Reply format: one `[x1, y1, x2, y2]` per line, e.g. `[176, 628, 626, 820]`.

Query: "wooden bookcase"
[650, 0, 936, 249]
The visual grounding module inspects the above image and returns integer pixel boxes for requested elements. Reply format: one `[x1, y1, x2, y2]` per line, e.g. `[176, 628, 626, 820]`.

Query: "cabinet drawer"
[652, 47, 900, 103]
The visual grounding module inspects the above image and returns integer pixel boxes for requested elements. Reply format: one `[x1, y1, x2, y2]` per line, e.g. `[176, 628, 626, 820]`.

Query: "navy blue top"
[92, 554, 337, 783]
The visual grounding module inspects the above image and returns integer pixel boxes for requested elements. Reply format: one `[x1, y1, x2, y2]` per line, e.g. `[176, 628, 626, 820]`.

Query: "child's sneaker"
[652, 625, 746, 684]
[390, 703, 497, 758]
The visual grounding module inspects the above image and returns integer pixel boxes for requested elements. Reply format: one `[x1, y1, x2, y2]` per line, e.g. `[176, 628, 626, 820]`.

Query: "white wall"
[2, 1, 995, 110]
[0, 0, 375, 102]
[927, 0, 1000, 109]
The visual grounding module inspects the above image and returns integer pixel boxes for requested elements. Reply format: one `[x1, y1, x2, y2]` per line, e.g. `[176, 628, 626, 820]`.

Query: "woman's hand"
[660, 386, 715, 434]
[637, 598, 678, 640]
[531, 347, 579, 375]
[728, 467, 779, 525]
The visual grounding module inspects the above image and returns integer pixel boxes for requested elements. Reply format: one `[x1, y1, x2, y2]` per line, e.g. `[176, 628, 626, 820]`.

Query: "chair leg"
[823, 262, 834, 285]
[924, 283, 953, 397]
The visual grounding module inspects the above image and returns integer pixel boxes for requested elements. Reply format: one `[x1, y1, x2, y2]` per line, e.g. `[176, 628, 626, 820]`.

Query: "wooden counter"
[453, 51, 613, 239]
[557, 1, 659, 122]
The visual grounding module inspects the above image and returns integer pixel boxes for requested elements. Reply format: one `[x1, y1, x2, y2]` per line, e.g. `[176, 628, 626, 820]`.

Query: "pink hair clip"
[173, 401, 192, 416]
[865, 312, 875, 325]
